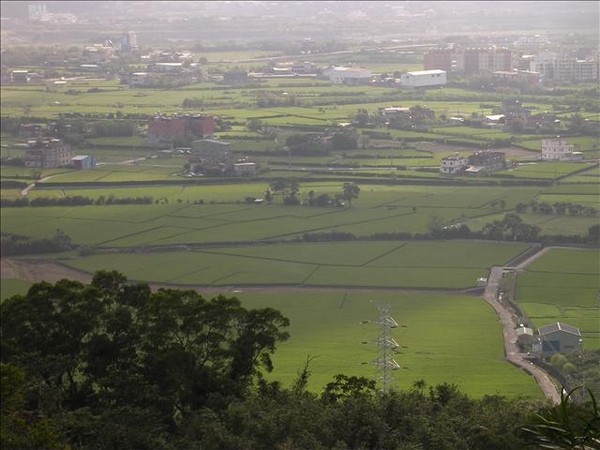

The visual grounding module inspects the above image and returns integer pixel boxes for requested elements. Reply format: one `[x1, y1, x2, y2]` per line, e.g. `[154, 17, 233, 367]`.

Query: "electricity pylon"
[361, 303, 405, 394]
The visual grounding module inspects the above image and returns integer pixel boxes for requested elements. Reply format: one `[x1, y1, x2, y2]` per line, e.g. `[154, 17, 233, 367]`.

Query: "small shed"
[516, 326, 535, 350]
[538, 322, 581, 354]
[71, 155, 97, 170]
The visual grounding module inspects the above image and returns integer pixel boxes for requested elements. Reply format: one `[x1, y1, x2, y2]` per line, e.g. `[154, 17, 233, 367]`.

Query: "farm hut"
[516, 326, 535, 351]
[233, 162, 257, 177]
[537, 322, 581, 355]
[71, 155, 97, 170]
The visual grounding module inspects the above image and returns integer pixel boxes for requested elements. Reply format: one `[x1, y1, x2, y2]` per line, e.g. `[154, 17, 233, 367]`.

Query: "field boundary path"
[484, 245, 562, 405]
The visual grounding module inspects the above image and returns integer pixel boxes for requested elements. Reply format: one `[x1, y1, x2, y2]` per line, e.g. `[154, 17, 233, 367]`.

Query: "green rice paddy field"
[3, 183, 596, 248]
[1, 184, 597, 399]
[59, 240, 530, 289]
[237, 291, 543, 398]
[515, 247, 600, 350]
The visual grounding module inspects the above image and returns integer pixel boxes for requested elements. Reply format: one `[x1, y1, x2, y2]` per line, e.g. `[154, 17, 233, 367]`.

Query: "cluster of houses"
[186, 139, 257, 178]
[440, 137, 581, 176]
[439, 151, 507, 176]
[18, 113, 256, 177]
[4, 28, 598, 89]
[423, 45, 599, 84]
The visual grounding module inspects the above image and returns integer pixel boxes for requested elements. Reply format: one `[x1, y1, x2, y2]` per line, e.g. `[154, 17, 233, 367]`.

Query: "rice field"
[515, 248, 600, 350]
[238, 291, 543, 398]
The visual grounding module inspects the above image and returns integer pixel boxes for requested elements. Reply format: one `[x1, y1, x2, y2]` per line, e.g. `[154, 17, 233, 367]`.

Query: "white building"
[153, 62, 184, 73]
[440, 153, 468, 174]
[531, 52, 599, 83]
[541, 138, 582, 161]
[130, 72, 151, 87]
[325, 66, 372, 85]
[233, 162, 257, 176]
[400, 70, 447, 88]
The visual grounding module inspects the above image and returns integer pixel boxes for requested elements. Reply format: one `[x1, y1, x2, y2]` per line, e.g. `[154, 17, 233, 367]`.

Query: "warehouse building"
[400, 70, 447, 88]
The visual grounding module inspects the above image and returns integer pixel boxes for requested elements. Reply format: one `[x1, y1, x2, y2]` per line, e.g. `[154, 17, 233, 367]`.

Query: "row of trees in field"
[0, 229, 73, 256]
[1, 195, 154, 207]
[264, 180, 360, 208]
[2, 272, 598, 449]
[516, 201, 599, 217]
[302, 215, 600, 245]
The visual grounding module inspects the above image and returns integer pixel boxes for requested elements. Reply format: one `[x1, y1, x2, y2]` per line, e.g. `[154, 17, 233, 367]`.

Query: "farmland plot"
[237, 291, 543, 398]
[62, 240, 531, 289]
[515, 248, 600, 350]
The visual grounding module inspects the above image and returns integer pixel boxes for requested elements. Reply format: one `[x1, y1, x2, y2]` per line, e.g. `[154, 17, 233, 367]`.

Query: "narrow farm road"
[20, 173, 63, 196]
[484, 263, 561, 405]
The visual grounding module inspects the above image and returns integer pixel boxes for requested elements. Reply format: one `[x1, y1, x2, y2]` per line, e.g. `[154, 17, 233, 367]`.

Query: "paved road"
[484, 265, 561, 405]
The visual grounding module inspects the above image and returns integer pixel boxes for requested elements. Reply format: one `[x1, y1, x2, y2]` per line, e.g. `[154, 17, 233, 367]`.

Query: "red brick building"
[423, 48, 454, 72]
[146, 114, 215, 146]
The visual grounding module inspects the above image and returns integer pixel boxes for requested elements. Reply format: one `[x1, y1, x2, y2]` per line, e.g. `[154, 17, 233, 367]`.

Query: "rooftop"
[539, 322, 581, 337]
[406, 69, 446, 76]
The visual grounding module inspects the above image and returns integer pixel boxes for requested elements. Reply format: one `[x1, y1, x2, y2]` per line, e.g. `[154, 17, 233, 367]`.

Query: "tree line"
[301, 214, 600, 246]
[2, 272, 598, 449]
[516, 201, 598, 217]
[1, 229, 73, 257]
[1, 195, 154, 208]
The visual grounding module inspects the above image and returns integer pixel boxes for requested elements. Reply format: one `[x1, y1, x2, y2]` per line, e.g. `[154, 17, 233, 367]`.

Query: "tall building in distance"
[463, 48, 512, 76]
[531, 52, 599, 83]
[28, 2, 47, 19]
[119, 31, 138, 53]
[423, 48, 455, 73]
[423, 47, 512, 76]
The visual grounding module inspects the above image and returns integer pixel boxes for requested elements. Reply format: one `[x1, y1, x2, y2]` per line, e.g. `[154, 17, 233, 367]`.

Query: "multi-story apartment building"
[465, 151, 506, 175]
[463, 48, 512, 76]
[439, 153, 468, 175]
[541, 138, 582, 161]
[531, 52, 599, 83]
[24, 139, 74, 168]
[423, 47, 512, 76]
[146, 115, 215, 146]
[423, 48, 454, 72]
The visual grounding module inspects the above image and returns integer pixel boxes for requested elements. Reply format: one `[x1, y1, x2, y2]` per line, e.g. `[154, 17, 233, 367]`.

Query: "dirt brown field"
[1, 258, 92, 284]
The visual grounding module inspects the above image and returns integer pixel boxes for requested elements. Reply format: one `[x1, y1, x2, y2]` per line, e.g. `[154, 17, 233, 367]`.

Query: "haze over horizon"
[1, 1, 598, 46]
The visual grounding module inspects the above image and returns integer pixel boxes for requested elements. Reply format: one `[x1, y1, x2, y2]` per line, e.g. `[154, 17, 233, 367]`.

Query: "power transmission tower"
[361, 303, 405, 394]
